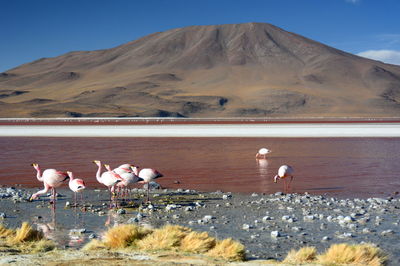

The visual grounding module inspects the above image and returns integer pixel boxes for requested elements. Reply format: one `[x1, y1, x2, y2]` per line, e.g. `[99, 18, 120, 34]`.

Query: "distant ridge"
[1, 22, 400, 118]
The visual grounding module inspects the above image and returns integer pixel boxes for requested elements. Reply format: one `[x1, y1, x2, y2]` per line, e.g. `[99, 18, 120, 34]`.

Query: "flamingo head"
[273, 175, 280, 183]
[130, 166, 139, 175]
[76, 180, 86, 191]
[67, 171, 73, 179]
[93, 160, 101, 166]
[31, 163, 40, 171]
[29, 194, 38, 201]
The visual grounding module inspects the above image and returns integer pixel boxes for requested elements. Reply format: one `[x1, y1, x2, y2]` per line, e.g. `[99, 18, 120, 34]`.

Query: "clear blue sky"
[1, 0, 400, 72]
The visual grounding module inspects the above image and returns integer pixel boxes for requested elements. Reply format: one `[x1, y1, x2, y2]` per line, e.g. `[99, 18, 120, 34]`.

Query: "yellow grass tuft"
[283, 246, 317, 264]
[317, 243, 387, 266]
[23, 239, 56, 253]
[0, 224, 14, 238]
[9, 222, 44, 244]
[207, 238, 245, 261]
[137, 225, 191, 251]
[103, 224, 150, 249]
[81, 239, 107, 251]
[180, 231, 216, 253]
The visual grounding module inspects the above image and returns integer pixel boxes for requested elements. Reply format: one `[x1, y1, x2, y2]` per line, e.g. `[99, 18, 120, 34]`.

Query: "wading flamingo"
[256, 148, 271, 159]
[274, 165, 294, 193]
[93, 160, 123, 202]
[106, 164, 142, 201]
[67, 171, 86, 207]
[30, 163, 69, 204]
[138, 168, 163, 202]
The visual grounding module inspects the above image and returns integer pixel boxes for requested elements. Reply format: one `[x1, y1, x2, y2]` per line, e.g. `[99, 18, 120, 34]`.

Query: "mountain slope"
[1, 22, 400, 118]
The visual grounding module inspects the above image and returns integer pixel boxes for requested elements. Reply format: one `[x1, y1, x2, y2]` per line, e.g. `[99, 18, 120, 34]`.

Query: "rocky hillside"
[1, 22, 400, 118]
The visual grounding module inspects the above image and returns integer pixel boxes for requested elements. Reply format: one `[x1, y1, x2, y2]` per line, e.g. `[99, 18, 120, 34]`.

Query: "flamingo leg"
[147, 183, 150, 202]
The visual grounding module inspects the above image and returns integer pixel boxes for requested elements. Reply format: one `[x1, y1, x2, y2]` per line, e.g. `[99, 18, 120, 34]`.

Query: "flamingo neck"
[96, 164, 102, 183]
[35, 167, 43, 182]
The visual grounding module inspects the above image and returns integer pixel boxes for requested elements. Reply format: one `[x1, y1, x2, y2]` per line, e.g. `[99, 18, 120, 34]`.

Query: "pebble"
[381, 230, 395, 236]
[242, 224, 253, 230]
[251, 193, 259, 197]
[128, 217, 140, 223]
[262, 216, 273, 222]
[116, 209, 126, 215]
[303, 215, 315, 221]
[322, 236, 330, 241]
[65, 201, 71, 207]
[185, 206, 194, 212]
[172, 214, 180, 219]
[0, 213, 6, 219]
[88, 234, 97, 239]
[222, 194, 232, 200]
[271, 231, 281, 238]
[203, 215, 215, 222]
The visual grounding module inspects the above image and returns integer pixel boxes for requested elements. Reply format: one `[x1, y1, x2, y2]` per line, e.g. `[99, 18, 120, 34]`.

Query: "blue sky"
[1, 0, 399, 72]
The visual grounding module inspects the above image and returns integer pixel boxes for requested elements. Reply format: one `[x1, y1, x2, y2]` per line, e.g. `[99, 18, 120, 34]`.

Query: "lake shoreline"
[1, 186, 399, 265]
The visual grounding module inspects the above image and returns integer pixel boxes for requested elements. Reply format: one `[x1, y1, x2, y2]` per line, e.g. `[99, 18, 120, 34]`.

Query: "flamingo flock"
[30, 147, 294, 207]
[30, 161, 163, 207]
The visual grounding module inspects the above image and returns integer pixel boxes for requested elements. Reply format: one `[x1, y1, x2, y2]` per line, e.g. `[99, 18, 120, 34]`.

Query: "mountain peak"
[1, 23, 400, 118]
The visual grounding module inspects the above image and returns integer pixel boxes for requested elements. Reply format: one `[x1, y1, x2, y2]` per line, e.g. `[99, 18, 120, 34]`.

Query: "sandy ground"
[1, 186, 400, 265]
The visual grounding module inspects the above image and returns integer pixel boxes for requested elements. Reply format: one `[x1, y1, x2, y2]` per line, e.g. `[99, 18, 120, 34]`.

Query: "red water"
[1, 137, 399, 198]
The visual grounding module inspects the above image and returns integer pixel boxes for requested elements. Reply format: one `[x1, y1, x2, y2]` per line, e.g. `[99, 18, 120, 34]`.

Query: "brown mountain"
[1, 22, 400, 118]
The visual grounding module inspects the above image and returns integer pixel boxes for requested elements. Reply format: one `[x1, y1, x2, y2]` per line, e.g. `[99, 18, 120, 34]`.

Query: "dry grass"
[137, 225, 191, 251]
[0, 224, 14, 238]
[81, 224, 245, 262]
[103, 224, 149, 249]
[0, 222, 55, 254]
[81, 239, 107, 251]
[207, 238, 246, 261]
[180, 231, 216, 253]
[317, 243, 387, 266]
[8, 222, 44, 244]
[283, 246, 317, 264]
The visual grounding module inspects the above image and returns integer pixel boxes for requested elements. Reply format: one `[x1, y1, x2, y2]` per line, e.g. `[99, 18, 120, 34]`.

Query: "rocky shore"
[1, 186, 399, 265]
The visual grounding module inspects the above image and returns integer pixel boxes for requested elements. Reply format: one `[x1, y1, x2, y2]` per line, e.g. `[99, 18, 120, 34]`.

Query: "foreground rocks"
[1, 187, 400, 265]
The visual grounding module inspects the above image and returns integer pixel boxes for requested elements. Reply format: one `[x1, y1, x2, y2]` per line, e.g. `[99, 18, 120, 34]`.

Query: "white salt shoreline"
[1, 123, 400, 137]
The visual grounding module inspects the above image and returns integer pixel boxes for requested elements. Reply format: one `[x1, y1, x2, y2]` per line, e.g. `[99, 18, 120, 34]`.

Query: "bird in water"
[107, 164, 142, 201]
[93, 160, 123, 203]
[30, 163, 69, 206]
[138, 168, 163, 202]
[274, 165, 294, 193]
[67, 171, 86, 207]
[256, 148, 271, 159]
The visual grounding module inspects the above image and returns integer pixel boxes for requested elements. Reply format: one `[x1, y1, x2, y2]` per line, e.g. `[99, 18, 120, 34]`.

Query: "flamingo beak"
[274, 175, 279, 183]
[29, 196, 34, 202]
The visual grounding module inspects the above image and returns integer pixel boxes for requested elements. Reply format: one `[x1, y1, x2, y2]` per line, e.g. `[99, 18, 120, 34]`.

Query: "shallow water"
[1, 137, 399, 198]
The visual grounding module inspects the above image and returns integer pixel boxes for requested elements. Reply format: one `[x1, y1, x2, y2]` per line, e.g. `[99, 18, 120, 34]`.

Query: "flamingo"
[138, 168, 163, 202]
[106, 164, 142, 201]
[93, 160, 123, 202]
[114, 163, 134, 175]
[256, 148, 271, 159]
[273, 165, 294, 193]
[30, 163, 69, 204]
[67, 171, 86, 207]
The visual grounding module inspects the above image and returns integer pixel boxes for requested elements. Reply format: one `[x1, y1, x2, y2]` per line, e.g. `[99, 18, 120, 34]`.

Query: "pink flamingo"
[93, 160, 123, 202]
[274, 165, 294, 193]
[113, 165, 142, 201]
[67, 171, 86, 207]
[256, 148, 271, 159]
[30, 163, 69, 204]
[138, 168, 163, 202]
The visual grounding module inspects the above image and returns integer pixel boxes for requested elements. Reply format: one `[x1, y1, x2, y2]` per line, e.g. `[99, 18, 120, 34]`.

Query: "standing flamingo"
[273, 165, 294, 193]
[93, 160, 123, 203]
[30, 163, 69, 204]
[67, 171, 86, 207]
[256, 148, 271, 159]
[138, 168, 163, 202]
[116, 165, 142, 201]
